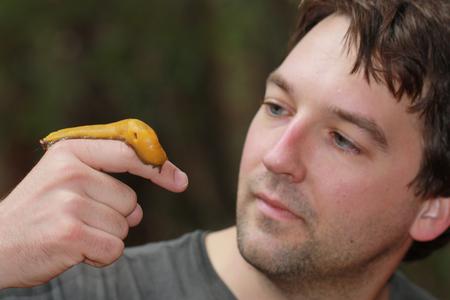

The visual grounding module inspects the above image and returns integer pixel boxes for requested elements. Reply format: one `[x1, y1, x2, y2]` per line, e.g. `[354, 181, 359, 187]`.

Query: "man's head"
[235, 0, 449, 286]
[289, 0, 450, 262]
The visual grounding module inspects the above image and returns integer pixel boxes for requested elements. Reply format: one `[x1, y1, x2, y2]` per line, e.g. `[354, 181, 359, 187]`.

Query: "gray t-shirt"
[0, 231, 437, 299]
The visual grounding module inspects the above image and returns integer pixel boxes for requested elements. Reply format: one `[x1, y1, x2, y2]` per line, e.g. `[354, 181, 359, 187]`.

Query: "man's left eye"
[263, 101, 289, 117]
[330, 132, 361, 154]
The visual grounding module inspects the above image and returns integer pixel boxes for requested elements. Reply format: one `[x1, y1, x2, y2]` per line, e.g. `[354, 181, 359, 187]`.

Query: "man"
[0, 0, 448, 299]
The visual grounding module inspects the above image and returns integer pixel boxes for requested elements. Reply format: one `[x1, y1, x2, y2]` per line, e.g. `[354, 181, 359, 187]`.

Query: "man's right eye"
[262, 101, 289, 117]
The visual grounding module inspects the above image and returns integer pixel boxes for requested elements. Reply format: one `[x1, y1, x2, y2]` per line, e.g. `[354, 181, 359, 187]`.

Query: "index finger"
[49, 139, 189, 193]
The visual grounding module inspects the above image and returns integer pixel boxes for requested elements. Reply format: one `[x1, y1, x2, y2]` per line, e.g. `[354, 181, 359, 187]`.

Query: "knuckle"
[124, 186, 138, 207]
[58, 219, 85, 243]
[44, 144, 87, 184]
[45, 141, 76, 163]
[101, 238, 124, 264]
[57, 164, 85, 184]
[129, 186, 138, 201]
[116, 218, 129, 239]
[60, 194, 85, 215]
[46, 140, 71, 154]
[114, 181, 137, 215]
[118, 142, 136, 163]
[111, 239, 125, 258]
[40, 155, 86, 187]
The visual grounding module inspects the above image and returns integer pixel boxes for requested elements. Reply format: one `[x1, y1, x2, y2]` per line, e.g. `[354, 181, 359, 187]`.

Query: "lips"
[255, 192, 300, 221]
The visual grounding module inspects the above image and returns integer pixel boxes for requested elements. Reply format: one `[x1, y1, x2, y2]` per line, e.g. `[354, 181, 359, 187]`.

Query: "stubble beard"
[236, 172, 322, 281]
[236, 215, 320, 283]
[235, 171, 367, 291]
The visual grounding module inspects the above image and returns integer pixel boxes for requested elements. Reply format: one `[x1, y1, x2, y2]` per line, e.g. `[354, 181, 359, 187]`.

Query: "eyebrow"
[266, 72, 388, 151]
[328, 106, 388, 151]
[266, 72, 294, 96]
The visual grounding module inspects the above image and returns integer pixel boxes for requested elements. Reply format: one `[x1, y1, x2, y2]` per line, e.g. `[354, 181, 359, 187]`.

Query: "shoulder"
[389, 271, 437, 300]
[66, 230, 213, 298]
[120, 230, 207, 275]
[124, 230, 204, 259]
[118, 230, 235, 299]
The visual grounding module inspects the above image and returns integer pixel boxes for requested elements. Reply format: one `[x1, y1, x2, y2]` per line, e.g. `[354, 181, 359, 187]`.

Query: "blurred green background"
[0, 0, 448, 298]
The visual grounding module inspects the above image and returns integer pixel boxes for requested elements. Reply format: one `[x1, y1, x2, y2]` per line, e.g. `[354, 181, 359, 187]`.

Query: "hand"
[0, 139, 188, 288]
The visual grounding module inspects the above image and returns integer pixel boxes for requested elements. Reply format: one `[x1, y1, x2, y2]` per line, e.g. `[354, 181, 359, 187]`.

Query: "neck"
[205, 226, 406, 300]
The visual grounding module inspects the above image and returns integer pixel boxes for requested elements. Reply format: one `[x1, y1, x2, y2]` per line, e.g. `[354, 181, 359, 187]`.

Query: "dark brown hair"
[289, 0, 449, 261]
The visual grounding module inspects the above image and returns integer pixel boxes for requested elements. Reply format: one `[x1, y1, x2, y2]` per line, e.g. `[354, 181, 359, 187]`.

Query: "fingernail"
[174, 169, 188, 189]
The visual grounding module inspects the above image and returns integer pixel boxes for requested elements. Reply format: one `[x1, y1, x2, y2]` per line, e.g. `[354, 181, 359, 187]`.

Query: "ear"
[410, 197, 450, 242]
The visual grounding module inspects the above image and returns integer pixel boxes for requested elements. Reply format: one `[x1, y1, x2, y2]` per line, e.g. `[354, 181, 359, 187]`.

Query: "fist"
[0, 139, 188, 288]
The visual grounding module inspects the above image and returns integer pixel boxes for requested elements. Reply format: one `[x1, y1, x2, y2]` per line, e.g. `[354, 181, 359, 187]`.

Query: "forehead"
[279, 15, 370, 102]
[270, 14, 424, 171]
[275, 14, 423, 138]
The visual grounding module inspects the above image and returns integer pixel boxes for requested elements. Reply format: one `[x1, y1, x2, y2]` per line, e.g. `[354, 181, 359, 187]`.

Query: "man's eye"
[263, 102, 288, 117]
[330, 132, 361, 155]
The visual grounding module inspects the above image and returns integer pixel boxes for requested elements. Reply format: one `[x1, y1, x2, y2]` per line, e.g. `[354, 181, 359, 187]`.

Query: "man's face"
[236, 15, 424, 281]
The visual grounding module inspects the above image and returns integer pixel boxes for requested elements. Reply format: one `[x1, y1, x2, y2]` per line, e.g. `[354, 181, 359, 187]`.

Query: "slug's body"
[40, 119, 167, 166]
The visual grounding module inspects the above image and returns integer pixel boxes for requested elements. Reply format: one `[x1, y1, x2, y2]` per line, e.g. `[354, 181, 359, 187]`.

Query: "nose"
[262, 121, 307, 183]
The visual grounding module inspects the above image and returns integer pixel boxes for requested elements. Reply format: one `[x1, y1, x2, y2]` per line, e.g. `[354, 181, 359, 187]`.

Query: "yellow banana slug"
[40, 119, 168, 166]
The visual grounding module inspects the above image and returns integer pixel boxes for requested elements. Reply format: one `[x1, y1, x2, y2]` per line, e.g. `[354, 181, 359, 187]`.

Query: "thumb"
[133, 159, 189, 193]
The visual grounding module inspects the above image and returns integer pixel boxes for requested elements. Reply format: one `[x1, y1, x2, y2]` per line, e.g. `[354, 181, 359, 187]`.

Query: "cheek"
[309, 134, 421, 208]
[310, 156, 417, 227]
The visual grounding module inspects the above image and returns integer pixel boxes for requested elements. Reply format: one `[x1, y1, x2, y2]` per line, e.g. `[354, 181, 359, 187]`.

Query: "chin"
[236, 204, 315, 279]
[237, 196, 309, 244]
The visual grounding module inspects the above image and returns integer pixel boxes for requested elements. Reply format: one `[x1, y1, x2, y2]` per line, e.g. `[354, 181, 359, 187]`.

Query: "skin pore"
[206, 14, 427, 300]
